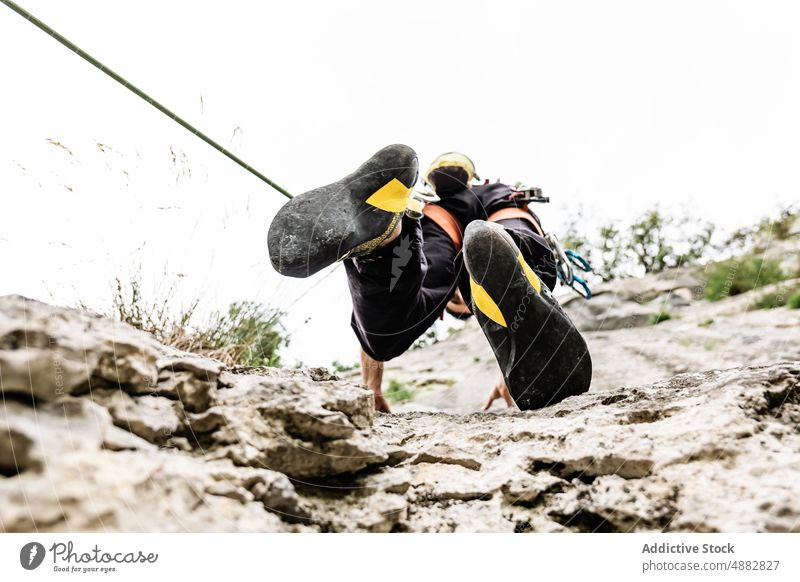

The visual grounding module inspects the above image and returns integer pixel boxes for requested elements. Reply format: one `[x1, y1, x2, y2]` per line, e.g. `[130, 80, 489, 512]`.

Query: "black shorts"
[344, 214, 556, 361]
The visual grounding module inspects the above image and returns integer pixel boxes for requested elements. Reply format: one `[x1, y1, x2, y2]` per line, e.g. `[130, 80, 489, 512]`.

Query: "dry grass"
[112, 276, 286, 367]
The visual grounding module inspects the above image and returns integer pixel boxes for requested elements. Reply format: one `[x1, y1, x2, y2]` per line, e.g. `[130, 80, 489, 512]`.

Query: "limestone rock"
[91, 388, 181, 444]
[2, 295, 799, 532]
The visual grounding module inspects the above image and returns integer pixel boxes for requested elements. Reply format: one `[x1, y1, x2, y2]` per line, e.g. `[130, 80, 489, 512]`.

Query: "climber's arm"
[483, 374, 516, 411]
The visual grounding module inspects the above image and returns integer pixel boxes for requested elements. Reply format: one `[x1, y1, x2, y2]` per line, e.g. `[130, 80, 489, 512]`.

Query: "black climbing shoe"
[268, 144, 418, 278]
[463, 220, 592, 410]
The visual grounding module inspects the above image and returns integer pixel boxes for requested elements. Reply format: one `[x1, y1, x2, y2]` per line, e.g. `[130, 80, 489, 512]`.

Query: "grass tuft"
[112, 275, 287, 367]
[385, 379, 415, 403]
[649, 312, 672, 325]
[704, 255, 787, 301]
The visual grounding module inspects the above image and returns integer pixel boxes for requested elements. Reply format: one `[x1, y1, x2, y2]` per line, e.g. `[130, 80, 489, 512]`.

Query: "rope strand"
[1, 0, 293, 199]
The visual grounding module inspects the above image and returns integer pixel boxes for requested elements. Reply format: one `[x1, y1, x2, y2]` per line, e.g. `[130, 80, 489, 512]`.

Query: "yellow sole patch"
[518, 252, 541, 293]
[365, 178, 412, 213]
[470, 277, 507, 327]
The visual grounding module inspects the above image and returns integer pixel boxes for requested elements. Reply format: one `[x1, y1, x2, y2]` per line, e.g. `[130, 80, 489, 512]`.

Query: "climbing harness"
[422, 204, 465, 250]
[1, 0, 293, 199]
[486, 207, 546, 238]
[510, 184, 550, 204]
[420, 184, 594, 299]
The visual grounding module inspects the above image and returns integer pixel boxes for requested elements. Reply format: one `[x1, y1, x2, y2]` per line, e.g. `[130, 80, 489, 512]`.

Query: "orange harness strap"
[423, 204, 544, 251]
[486, 206, 545, 237]
[423, 204, 464, 251]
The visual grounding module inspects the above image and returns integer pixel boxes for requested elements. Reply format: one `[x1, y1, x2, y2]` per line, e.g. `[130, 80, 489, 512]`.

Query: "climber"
[268, 145, 591, 413]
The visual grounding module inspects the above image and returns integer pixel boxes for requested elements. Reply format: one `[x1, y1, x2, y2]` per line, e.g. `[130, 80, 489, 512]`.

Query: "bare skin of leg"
[377, 225, 508, 414]
[378, 219, 402, 248]
[445, 288, 471, 317]
[483, 374, 516, 411]
[356, 217, 402, 414]
[361, 349, 391, 413]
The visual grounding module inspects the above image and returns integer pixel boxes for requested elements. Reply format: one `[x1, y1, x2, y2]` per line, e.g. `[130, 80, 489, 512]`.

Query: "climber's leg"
[345, 215, 460, 362]
[360, 349, 390, 413]
[268, 144, 418, 278]
[495, 217, 558, 291]
[463, 220, 592, 410]
[453, 216, 558, 308]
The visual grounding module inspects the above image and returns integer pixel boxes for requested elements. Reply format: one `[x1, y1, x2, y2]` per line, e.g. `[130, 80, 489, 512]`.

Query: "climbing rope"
[1, 0, 293, 199]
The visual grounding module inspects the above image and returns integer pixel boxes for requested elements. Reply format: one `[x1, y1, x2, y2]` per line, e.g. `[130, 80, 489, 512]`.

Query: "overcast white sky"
[1, 1, 799, 365]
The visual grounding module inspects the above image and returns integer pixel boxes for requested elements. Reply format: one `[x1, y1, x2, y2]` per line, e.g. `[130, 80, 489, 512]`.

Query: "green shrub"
[704, 255, 786, 301]
[112, 276, 287, 367]
[722, 207, 798, 253]
[629, 211, 673, 274]
[697, 318, 714, 327]
[194, 301, 287, 367]
[571, 209, 715, 280]
[627, 210, 714, 274]
[751, 286, 799, 310]
[561, 232, 590, 256]
[786, 290, 800, 309]
[756, 206, 798, 241]
[752, 291, 784, 310]
[596, 223, 626, 280]
[331, 360, 359, 373]
[649, 312, 672, 325]
[385, 379, 415, 403]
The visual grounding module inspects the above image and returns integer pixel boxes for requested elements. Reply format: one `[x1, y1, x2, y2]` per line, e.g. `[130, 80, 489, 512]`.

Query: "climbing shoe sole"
[463, 220, 592, 410]
[268, 144, 418, 278]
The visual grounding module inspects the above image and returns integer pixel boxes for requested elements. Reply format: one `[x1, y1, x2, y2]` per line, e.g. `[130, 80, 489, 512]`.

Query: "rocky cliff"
[378, 270, 800, 413]
[1, 291, 799, 532]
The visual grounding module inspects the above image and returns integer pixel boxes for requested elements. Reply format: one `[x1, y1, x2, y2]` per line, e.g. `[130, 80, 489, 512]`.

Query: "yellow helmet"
[425, 152, 479, 185]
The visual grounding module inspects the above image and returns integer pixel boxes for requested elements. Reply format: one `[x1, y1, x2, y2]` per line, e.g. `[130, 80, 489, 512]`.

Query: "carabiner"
[565, 249, 592, 273]
[570, 274, 593, 299]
